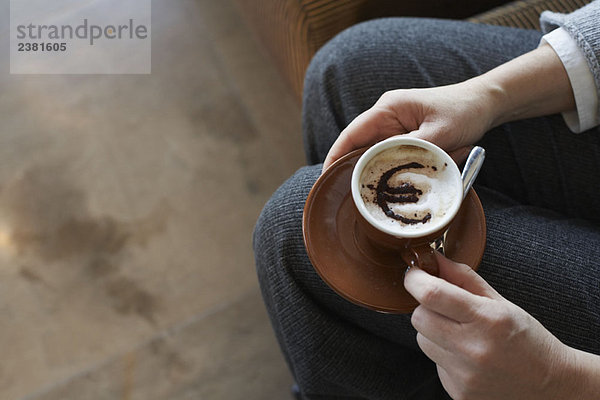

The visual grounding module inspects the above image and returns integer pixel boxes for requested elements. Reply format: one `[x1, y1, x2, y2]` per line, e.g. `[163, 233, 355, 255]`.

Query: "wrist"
[569, 348, 600, 399]
[459, 76, 506, 131]
[467, 45, 576, 128]
[550, 345, 600, 399]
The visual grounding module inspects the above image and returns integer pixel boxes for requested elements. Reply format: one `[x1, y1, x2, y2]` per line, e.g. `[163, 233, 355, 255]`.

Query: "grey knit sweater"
[540, 0, 600, 117]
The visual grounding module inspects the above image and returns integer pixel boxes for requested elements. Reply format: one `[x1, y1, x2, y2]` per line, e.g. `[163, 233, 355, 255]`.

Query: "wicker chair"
[236, 0, 592, 103]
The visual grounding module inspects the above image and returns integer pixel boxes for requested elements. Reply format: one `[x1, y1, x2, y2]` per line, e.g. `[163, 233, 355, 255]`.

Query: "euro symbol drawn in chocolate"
[371, 162, 432, 225]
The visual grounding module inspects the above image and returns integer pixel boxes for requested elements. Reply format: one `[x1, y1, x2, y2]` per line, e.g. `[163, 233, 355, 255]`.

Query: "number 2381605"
[18, 42, 67, 52]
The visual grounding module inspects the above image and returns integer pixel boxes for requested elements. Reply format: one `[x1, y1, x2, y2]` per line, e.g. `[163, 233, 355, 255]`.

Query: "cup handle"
[401, 244, 439, 276]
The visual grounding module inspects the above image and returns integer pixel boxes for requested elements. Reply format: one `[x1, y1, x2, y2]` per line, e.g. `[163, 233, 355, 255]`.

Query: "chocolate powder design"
[368, 162, 432, 225]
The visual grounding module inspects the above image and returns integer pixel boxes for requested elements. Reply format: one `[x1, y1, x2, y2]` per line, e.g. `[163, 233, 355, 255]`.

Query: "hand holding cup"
[351, 136, 463, 274]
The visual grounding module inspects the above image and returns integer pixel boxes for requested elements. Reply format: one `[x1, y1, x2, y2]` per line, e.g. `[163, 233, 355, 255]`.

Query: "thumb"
[435, 252, 501, 300]
[323, 107, 408, 172]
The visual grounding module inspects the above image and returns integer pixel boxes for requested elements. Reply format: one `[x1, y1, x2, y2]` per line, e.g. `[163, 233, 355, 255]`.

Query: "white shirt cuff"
[540, 27, 599, 133]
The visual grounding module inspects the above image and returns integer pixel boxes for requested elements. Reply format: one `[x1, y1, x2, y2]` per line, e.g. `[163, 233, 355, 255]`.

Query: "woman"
[254, 1, 600, 398]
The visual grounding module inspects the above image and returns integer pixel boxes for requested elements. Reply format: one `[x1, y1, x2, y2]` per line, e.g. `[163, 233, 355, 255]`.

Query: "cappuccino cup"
[351, 136, 463, 275]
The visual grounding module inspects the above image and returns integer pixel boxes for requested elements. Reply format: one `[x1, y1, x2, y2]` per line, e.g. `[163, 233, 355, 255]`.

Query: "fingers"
[404, 263, 488, 323]
[323, 113, 387, 171]
[322, 108, 468, 171]
[416, 331, 452, 366]
[435, 252, 501, 300]
[405, 127, 472, 164]
[415, 333, 457, 394]
[412, 305, 461, 352]
[322, 107, 407, 171]
[448, 146, 473, 165]
[436, 366, 460, 399]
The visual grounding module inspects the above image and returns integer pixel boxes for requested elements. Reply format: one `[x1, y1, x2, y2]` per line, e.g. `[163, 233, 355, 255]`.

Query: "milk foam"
[359, 145, 460, 234]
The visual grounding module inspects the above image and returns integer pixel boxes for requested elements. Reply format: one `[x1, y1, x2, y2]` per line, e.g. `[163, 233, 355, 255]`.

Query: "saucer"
[303, 148, 486, 313]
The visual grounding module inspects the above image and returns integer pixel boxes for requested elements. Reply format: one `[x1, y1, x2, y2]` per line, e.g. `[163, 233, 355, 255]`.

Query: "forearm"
[565, 347, 600, 398]
[470, 44, 576, 127]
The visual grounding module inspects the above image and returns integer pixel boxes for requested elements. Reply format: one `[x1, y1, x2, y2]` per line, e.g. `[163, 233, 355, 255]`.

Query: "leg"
[475, 185, 600, 355]
[302, 18, 543, 165]
[256, 17, 600, 399]
[476, 114, 600, 223]
[254, 171, 600, 399]
[254, 165, 449, 400]
[302, 17, 600, 223]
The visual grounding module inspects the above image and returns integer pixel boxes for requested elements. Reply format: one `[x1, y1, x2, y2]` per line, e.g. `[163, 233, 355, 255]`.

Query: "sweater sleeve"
[540, 1, 600, 126]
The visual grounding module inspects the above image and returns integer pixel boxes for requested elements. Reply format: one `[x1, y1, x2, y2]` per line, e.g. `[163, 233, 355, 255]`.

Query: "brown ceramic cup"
[350, 136, 463, 276]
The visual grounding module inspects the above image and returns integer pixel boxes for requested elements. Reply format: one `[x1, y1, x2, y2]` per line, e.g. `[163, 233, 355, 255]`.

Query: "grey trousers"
[253, 18, 600, 400]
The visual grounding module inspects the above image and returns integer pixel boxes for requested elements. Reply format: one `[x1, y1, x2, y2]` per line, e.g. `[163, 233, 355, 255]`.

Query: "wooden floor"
[0, 1, 304, 399]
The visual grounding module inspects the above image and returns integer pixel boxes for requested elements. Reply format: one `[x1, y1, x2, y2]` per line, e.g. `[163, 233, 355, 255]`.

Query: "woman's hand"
[323, 44, 575, 172]
[322, 80, 495, 171]
[403, 253, 596, 400]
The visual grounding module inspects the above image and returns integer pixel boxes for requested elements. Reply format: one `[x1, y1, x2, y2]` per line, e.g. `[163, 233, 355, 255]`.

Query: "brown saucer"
[303, 148, 487, 313]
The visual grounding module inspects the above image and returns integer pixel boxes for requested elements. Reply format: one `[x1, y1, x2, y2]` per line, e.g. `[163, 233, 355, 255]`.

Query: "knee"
[302, 18, 441, 165]
[303, 18, 442, 103]
[303, 19, 391, 112]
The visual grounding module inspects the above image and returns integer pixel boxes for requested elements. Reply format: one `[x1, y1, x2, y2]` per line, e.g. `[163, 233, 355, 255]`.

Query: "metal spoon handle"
[461, 146, 485, 200]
